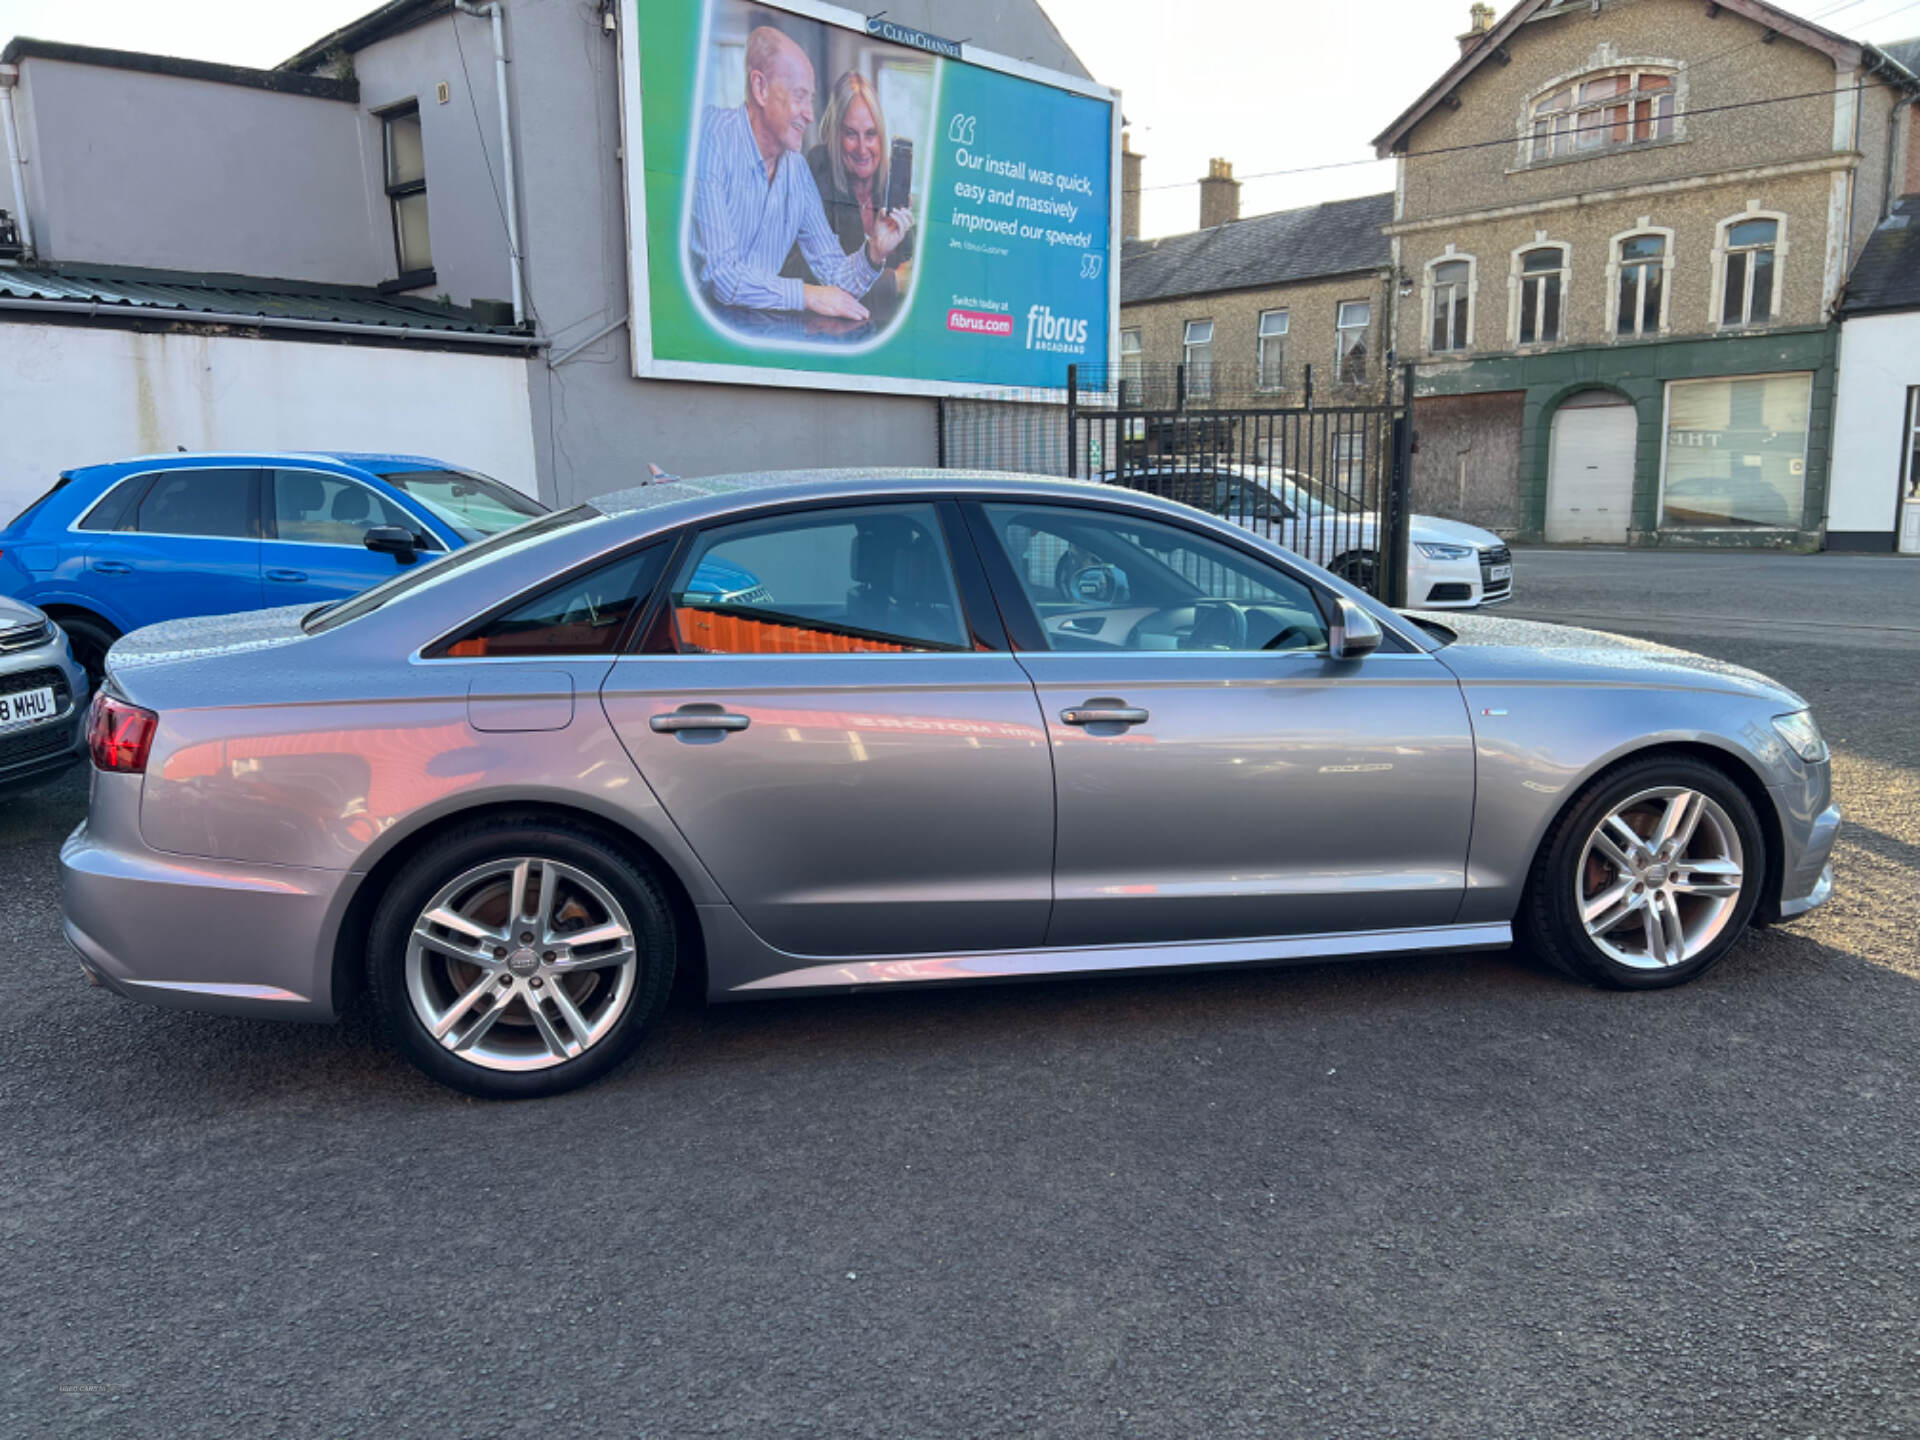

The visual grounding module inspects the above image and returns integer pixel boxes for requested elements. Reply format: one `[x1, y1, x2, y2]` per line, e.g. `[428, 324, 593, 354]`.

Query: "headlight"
[1415, 542, 1475, 560]
[1771, 710, 1829, 763]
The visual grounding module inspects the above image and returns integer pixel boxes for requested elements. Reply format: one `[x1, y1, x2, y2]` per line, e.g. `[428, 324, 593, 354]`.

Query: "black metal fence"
[938, 362, 1417, 605]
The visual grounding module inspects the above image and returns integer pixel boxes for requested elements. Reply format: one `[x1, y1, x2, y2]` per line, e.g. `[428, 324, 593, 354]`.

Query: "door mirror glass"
[364, 525, 421, 564]
[1327, 596, 1382, 660]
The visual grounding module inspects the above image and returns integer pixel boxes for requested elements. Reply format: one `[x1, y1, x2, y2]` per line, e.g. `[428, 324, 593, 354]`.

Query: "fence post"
[1386, 362, 1416, 608]
[1302, 363, 1315, 413]
[1175, 363, 1186, 413]
[1065, 363, 1079, 479]
[936, 397, 946, 469]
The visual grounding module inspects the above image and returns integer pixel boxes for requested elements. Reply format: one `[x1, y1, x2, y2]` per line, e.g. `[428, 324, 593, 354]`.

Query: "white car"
[1096, 465, 1512, 609]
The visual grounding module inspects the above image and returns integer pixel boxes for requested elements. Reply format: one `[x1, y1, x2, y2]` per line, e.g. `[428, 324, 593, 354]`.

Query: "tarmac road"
[3, 547, 1917, 1439]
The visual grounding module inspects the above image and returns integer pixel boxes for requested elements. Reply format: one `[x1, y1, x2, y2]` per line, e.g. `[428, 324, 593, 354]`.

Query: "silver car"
[60, 471, 1839, 1098]
[0, 594, 88, 795]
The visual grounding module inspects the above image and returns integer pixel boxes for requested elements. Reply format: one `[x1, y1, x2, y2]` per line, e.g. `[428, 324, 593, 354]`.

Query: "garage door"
[1546, 401, 1637, 544]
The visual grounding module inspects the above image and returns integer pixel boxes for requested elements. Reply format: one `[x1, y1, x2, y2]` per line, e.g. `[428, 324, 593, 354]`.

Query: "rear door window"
[134, 469, 259, 538]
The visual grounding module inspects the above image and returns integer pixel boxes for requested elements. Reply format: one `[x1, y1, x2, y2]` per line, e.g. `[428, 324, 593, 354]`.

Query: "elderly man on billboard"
[691, 26, 913, 321]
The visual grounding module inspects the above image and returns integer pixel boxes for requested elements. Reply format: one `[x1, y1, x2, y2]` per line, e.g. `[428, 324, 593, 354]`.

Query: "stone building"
[1374, 0, 1920, 546]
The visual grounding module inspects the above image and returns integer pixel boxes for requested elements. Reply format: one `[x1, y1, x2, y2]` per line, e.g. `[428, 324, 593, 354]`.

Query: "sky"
[2, 0, 1917, 238]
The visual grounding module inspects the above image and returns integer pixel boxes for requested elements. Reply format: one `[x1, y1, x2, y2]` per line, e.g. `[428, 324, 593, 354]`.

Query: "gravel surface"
[3, 547, 1916, 1439]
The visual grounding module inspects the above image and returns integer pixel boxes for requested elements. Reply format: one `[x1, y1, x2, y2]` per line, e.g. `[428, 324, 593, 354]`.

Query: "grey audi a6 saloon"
[62, 471, 1839, 1097]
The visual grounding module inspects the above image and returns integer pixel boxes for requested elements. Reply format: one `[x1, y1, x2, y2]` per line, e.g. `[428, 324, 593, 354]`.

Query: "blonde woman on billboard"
[784, 70, 915, 304]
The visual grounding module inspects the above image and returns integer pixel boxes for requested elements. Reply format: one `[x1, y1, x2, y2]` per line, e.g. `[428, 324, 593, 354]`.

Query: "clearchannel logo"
[1024, 305, 1089, 355]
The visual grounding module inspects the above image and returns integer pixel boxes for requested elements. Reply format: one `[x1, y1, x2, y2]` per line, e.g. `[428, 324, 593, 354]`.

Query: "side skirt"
[697, 906, 1513, 999]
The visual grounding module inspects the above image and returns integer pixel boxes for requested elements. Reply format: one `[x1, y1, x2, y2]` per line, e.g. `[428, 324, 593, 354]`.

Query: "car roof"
[64, 451, 450, 480]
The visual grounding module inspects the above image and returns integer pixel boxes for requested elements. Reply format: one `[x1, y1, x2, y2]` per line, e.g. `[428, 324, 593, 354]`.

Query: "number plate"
[0, 685, 57, 729]
[1488, 564, 1513, 583]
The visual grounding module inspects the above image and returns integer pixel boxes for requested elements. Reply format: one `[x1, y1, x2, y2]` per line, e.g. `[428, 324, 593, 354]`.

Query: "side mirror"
[1327, 596, 1383, 661]
[363, 525, 420, 565]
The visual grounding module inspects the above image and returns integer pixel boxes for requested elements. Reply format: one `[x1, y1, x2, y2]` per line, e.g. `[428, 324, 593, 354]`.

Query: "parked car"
[62, 470, 1837, 1099]
[0, 594, 88, 794]
[1097, 464, 1513, 607]
[0, 452, 547, 685]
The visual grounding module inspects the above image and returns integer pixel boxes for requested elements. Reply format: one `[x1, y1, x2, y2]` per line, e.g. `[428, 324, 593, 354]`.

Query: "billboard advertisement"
[619, 0, 1119, 398]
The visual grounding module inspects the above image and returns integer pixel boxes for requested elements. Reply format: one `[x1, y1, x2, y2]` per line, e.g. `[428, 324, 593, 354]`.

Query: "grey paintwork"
[60, 470, 1838, 1024]
[0, 594, 87, 792]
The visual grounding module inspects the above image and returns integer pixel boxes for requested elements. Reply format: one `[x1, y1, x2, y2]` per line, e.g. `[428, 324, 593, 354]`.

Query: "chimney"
[1198, 157, 1240, 229]
[1121, 131, 1143, 242]
[1457, 2, 1496, 54]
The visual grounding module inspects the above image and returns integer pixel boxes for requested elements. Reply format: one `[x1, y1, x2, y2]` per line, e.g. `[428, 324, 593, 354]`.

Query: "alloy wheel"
[1575, 786, 1745, 970]
[404, 857, 640, 1072]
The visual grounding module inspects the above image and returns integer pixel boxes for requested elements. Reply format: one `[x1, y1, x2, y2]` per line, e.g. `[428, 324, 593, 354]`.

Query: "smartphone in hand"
[885, 138, 913, 214]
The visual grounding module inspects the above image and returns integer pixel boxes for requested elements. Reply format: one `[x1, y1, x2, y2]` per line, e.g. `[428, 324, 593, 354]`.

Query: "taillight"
[87, 693, 158, 774]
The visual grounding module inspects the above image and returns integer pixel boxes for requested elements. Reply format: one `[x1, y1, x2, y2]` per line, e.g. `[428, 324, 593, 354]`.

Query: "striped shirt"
[690, 104, 881, 312]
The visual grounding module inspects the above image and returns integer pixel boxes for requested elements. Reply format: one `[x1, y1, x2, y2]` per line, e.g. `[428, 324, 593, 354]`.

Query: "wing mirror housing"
[1327, 596, 1383, 661]
[363, 525, 421, 565]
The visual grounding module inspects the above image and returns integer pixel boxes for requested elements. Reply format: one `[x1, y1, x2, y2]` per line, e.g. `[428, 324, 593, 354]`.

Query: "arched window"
[1514, 245, 1568, 346]
[1428, 257, 1474, 352]
[1612, 231, 1671, 338]
[1717, 214, 1783, 327]
[1530, 68, 1676, 162]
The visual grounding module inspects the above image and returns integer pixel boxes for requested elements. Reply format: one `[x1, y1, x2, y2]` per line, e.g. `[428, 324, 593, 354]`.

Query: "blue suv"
[0, 453, 547, 683]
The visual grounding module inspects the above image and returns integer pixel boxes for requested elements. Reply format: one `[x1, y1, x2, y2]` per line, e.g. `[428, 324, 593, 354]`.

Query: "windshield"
[379, 468, 547, 541]
[304, 506, 602, 634]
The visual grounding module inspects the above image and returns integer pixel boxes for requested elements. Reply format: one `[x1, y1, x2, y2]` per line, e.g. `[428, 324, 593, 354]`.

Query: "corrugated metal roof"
[1121, 193, 1394, 305]
[0, 262, 530, 343]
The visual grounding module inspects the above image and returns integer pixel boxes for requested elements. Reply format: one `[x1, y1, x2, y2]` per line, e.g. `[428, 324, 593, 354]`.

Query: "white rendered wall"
[1829, 312, 1920, 536]
[0, 325, 539, 523]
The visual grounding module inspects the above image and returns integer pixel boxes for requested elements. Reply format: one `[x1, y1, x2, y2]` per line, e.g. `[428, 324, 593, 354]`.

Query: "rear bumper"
[61, 818, 353, 1021]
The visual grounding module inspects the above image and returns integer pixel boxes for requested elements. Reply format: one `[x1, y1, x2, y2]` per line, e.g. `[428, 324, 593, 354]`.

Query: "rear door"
[79, 467, 263, 628]
[600, 499, 1055, 962]
[261, 468, 442, 606]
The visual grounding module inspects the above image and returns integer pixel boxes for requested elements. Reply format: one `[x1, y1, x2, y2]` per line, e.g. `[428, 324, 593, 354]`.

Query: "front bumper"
[1776, 800, 1841, 919]
[1411, 544, 1514, 609]
[0, 644, 89, 793]
[61, 797, 356, 1021]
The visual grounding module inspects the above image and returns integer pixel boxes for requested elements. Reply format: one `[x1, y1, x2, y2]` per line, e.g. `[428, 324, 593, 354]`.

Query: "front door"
[600, 500, 1055, 960]
[1900, 387, 1920, 555]
[1546, 400, 1637, 544]
[964, 498, 1476, 948]
[262, 469, 439, 606]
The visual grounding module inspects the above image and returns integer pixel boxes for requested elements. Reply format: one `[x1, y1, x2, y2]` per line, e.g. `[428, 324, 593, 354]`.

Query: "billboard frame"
[615, 0, 1122, 404]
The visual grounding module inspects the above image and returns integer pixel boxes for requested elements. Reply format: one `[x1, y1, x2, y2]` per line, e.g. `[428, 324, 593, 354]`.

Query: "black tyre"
[1521, 754, 1766, 989]
[367, 816, 678, 1099]
[56, 614, 119, 695]
[1333, 551, 1378, 594]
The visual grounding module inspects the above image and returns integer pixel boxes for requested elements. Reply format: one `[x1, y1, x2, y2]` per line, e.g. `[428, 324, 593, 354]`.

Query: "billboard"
[618, 0, 1119, 399]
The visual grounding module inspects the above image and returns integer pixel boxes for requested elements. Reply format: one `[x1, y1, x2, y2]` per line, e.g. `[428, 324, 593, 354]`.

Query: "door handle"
[650, 709, 751, 734]
[1060, 702, 1149, 727]
[265, 568, 309, 583]
[90, 561, 130, 575]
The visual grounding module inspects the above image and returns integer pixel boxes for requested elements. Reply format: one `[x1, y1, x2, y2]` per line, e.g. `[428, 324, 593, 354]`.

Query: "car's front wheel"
[1521, 755, 1765, 988]
[367, 818, 678, 1098]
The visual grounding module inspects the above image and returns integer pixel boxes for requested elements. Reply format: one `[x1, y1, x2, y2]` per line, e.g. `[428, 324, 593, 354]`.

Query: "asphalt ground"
[3, 548, 1917, 1439]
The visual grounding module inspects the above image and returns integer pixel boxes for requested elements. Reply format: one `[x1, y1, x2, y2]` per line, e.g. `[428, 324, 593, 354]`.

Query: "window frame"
[1523, 65, 1680, 167]
[1256, 309, 1289, 392]
[263, 468, 441, 551]
[1655, 370, 1814, 533]
[1711, 209, 1787, 331]
[1118, 327, 1144, 403]
[1335, 300, 1372, 384]
[380, 100, 434, 286]
[1183, 319, 1215, 399]
[1424, 254, 1475, 354]
[1510, 241, 1570, 348]
[1607, 225, 1674, 340]
[81, 466, 264, 541]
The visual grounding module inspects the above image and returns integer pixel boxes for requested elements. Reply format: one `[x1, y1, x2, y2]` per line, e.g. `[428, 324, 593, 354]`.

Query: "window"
[439, 547, 666, 658]
[1429, 260, 1471, 352]
[1517, 246, 1565, 345]
[379, 468, 546, 541]
[1530, 69, 1675, 162]
[1119, 328, 1143, 404]
[76, 476, 146, 532]
[271, 471, 427, 547]
[134, 469, 257, 538]
[669, 504, 967, 654]
[1336, 301, 1370, 383]
[1256, 310, 1289, 391]
[1183, 320, 1215, 399]
[1661, 373, 1811, 530]
[1615, 233, 1667, 337]
[1720, 217, 1779, 327]
[384, 104, 432, 279]
[979, 502, 1328, 654]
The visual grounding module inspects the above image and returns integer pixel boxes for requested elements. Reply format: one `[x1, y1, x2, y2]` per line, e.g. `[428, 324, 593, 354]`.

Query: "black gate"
[940, 362, 1417, 605]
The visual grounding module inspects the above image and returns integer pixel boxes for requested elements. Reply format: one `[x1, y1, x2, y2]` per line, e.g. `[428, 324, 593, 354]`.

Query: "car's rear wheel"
[367, 819, 677, 1098]
[1332, 550, 1378, 593]
[1521, 755, 1765, 989]
[55, 613, 118, 695]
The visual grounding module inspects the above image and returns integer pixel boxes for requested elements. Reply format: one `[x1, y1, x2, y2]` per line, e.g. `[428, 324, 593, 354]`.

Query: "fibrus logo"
[1025, 305, 1089, 355]
[947, 308, 1014, 337]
